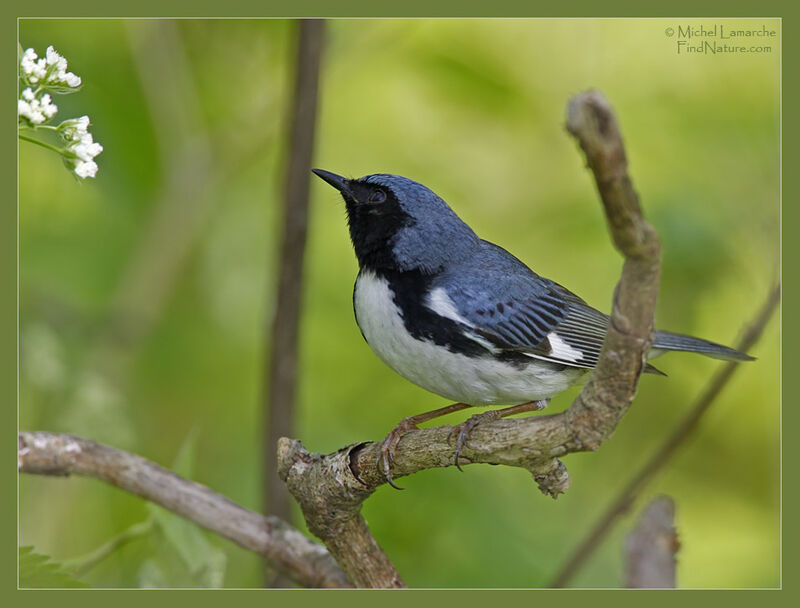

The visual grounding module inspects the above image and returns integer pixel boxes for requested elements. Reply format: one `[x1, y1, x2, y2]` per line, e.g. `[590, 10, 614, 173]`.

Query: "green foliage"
[141, 430, 228, 588]
[19, 546, 89, 588]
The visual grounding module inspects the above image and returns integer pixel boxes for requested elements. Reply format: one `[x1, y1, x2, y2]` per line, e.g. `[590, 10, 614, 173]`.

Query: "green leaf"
[19, 546, 90, 588]
[44, 84, 84, 96]
[144, 430, 227, 588]
[171, 426, 199, 477]
[137, 558, 170, 588]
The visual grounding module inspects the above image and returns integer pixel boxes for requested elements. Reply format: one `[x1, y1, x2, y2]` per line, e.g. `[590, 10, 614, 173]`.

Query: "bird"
[311, 168, 754, 488]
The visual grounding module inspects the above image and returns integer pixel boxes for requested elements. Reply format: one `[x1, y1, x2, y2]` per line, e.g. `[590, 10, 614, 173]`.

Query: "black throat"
[345, 185, 410, 272]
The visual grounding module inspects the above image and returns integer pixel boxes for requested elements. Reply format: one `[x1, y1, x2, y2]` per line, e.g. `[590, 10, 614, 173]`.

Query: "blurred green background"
[19, 19, 780, 588]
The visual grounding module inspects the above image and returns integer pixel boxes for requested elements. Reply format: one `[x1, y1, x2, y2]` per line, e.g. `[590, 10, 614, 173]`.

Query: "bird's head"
[312, 169, 479, 274]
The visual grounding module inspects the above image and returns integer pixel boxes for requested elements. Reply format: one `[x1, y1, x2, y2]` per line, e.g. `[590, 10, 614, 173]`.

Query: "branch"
[262, 19, 325, 587]
[562, 90, 662, 449]
[548, 282, 779, 588]
[625, 496, 678, 588]
[277, 90, 661, 587]
[17, 431, 351, 589]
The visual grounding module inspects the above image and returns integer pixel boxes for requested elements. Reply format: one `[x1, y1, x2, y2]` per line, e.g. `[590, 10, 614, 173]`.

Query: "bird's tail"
[651, 330, 755, 362]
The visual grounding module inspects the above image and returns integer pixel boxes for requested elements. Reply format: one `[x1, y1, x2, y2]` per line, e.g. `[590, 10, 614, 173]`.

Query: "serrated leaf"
[19, 546, 89, 588]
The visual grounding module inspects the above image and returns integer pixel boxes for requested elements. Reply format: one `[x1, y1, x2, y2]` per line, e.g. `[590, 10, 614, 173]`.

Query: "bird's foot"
[377, 417, 421, 490]
[449, 411, 505, 471]
[376, 402, 474, 489]
[449, 400, 549, 472]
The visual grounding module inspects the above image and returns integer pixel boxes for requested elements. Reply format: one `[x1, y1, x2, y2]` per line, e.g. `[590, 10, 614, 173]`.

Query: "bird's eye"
[369, 189, 387, 204]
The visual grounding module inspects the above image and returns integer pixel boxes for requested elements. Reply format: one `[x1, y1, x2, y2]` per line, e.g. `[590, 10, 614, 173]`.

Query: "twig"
[277, 90, 661, 587]
[625, 496, 678, 588]
[548, 283, 779, 588]
[61, 519, 155, 577]
[262, 19, 325, 588]
[18, 432, 351, 589]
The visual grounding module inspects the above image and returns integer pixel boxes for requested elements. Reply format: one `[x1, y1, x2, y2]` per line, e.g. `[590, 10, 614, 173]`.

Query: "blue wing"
[430, 241, 610, 369]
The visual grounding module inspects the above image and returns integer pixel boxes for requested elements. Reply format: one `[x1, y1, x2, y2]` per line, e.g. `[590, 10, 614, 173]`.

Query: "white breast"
[353, 269, 587, 406]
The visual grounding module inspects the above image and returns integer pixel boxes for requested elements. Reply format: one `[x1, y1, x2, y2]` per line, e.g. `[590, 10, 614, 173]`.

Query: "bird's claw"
[376, 417, 419, 490]
[448, 400, 548, 471]
[449, 411, 501, 472]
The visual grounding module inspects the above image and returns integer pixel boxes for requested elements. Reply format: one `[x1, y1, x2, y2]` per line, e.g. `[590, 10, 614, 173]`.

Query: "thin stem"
[18, 132, 64, 155]
[262, 18, 325, 587]
[19, 124, 60, 132]
[62, 519, 155, 577]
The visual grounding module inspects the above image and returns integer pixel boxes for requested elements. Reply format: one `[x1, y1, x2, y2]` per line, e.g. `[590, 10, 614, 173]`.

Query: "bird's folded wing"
[428, 278, 611, 369]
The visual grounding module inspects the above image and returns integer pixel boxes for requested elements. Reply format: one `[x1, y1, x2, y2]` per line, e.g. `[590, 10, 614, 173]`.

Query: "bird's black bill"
[311, 168, 350, 194]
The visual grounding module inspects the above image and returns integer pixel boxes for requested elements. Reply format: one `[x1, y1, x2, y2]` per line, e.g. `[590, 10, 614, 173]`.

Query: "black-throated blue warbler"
[312, 169, 753, 488]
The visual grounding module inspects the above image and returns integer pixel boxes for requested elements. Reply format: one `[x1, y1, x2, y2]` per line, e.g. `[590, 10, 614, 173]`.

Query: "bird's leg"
[450, 400, 550, 471]
[379, 402, 473, 489]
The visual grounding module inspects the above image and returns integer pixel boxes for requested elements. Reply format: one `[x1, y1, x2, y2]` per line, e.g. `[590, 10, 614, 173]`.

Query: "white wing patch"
[426, 287, 473, 327]
[426, 287, 498, 353]
[462, 330, 499, 353]
[546, 332, 584, 362]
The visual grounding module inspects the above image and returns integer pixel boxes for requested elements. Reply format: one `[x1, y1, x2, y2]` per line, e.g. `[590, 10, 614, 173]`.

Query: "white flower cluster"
[18, 87, 58, 124]
[59, 116, 103, 178]
[18, 45, 103, 179]
[20, 46, 81, 87]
